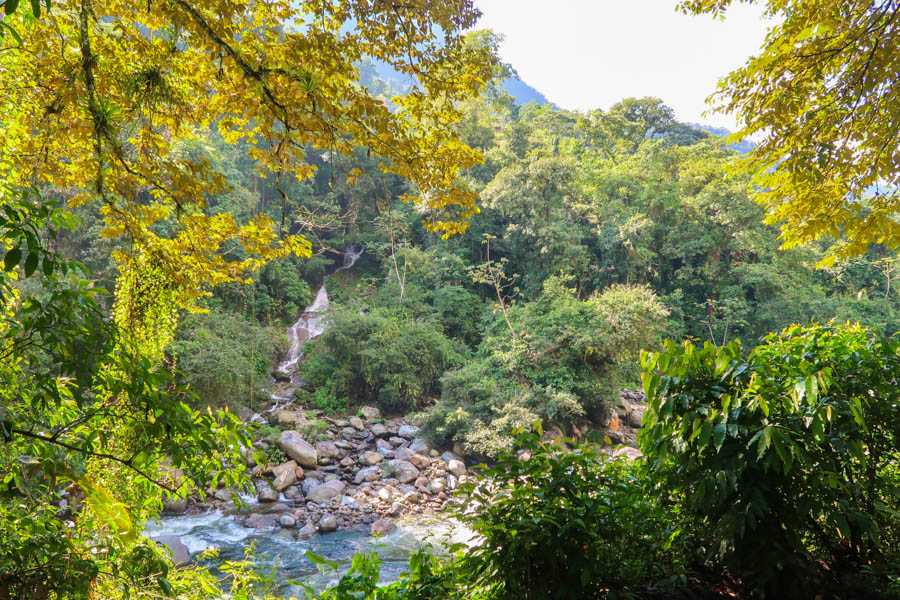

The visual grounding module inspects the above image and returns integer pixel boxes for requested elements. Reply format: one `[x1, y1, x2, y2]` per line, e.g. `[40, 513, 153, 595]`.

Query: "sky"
[472, 0, 773, 131]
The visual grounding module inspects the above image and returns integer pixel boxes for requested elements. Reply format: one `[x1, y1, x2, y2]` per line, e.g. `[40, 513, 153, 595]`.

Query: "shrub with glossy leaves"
[640, 323, 900, 597]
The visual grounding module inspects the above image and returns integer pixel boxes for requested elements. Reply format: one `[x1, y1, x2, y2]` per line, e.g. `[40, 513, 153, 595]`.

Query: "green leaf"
[23, 251, 39, 277]
[4, 0, 21, 16]
[4, 245, 22, 271]
[29, 0, 39, 17]
[713, 423, 727, 450]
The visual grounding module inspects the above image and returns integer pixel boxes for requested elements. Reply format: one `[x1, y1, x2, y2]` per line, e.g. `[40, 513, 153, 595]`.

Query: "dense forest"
[2, 1, 899, 599]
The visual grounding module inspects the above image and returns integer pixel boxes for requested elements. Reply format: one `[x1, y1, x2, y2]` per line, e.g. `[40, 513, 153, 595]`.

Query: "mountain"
[502, 77, 549, 106]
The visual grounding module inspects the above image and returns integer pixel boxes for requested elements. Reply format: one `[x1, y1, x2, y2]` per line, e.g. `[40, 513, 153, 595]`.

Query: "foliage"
[427, 278, 668, 455]
[640, 322, 900, 596]
[303, 306, 464, 412]
[296, 386, 348, 415]
[170, 309, 284, 411]
[680, 0, 900, 262]
[455, 427, 683, 599]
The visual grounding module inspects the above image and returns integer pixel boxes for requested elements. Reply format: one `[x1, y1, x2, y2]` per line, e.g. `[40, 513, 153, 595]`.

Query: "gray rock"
[408, 438, 431, 454]
[370, 518, 395, 536]
[272, 460, 299, 491]
[315, 441, 340, 459]
[273, 409, 306, 427]
[428, 479, 445, 495]
[297, 522, 318, 540]
[318, 514, 338, 533]
[279, 514, 296, 528]
[283, 485, 302, 500]
[388, 436, 405, 447]
[162, 497, 188, 514]
[279, 431, 318, 468]
[441, 451, 463, 464]
[446, 474, 458, 490]
[393, 461, 420, 484]
[452, 441, 467, 458]
[257, 487, 279, 503]
[375, 438, 393, 451]
[612, 446, 643, 461]
[354, 466, 383, 484]
[349, 416, 365, 431]
[626, 410, 644, 428]
[359, 451, 383, 466]
[301, 478, 322, 496]
[370, 423, 388, 437]
[360, 406, 381, 421]
[153, 535, 190, 567]
[394, 447, 415, 461]
[446, 459, 466, 478]
[306, 480, 345, 503]
[398, 425, 420, 439]
[262, 502, 291, 513]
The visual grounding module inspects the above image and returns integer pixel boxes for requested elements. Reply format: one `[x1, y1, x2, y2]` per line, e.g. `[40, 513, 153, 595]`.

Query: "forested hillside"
[53, 69, 896, 454]
[3, 1, 899, 599]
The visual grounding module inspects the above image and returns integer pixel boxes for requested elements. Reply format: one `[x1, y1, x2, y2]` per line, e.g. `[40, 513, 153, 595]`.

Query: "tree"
[680, 0, 900, 262]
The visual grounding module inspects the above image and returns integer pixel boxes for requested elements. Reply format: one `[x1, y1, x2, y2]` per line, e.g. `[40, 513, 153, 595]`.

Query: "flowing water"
[144, 506, 473, 596]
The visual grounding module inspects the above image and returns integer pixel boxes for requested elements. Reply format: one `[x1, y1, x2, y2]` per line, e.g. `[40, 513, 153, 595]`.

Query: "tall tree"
[681, 0, 900, 262]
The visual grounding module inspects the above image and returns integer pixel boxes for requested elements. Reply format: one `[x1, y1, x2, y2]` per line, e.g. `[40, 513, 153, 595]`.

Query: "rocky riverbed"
[163, 404, 470, 543]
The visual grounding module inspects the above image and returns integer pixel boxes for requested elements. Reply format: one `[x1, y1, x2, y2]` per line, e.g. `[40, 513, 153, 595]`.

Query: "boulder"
[452, 441, 467, 458]
[279, 431, 318, 468]
[273, 409, 306, 427]
[316, 441, 340, 459]
[408, 438, 431, 454]
[395, 447, 415, 461]
[446, 459, 467, 478]
[370, 423, 388, 437]
[283, 485, 302, 500]
[257, 487, 279, 503]
[162, 497, 188, 514]
[359, 451, 384, 466]
[375, 438, 393, 451]
[354, 466, 383, 484]
[297, 522, 318, 540]
[441, 451, 463, 464]
[279, 514, 296, 528]
[349, 416, 365, 431]
[612, 446, 644, 461]
[398, 425, 420, 439]
[408, 454, 430, 470]
[388, 436, 405, 447]
[393, 461, 420, 484]
[370, 518, 395, 536]
[626, 409, 644, 429]
[318, 514, 338, 533]
[301, 478, 322, 496]
[153, 535, 191, 567]
[272, 461, 299, 491]
[306, 480, 345, 503]
[360, 406, 381, 421]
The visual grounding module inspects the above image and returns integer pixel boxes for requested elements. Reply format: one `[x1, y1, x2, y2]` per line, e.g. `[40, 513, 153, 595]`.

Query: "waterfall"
[270, 245, 365, 390]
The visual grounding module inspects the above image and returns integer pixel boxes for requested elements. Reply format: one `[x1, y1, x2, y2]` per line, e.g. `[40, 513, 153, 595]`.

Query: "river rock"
[626, 409, 644, 428]
[315, 441, 340, 459]
[428, 479, 445, 495]
[262, 502, 290, 513]
[398, 425, 420, 439]
[354, 466, 382, 484]
[375, 438, 393, 451]
[408, 454, 429, 470]
[376, 487, 393, 501]
[446, 459, 466, 478]
[452, 441, 467, 457]
[370, 423, 388, 437]
[257, 487, 279, 503]
[360, 406, 381, 421]
[446, 474, 458, 490]
[394, 447, 414, 461]
[441, 451, 463, 464]
[408, 438, 431, 454]
[340, 456, 355, 467]
[301, 478, 322, 496]
[283, 485, 302, 500]
[318, 514, 338, 533]
[162, 496, 188, 514]
[307, 480, 345, 503]
[359, 451, 383, 466]
[279, 431, 318, 468]
[279, 514, 296, 528]
[370, 518, 395, 536]
[613, 446, 643, 461]
[388, 436, 405, 447]
[393, 461, 420, 484]
[272, 460, 299, 491]
[349, 416, 365, 430]
[274, 409, 306, 427]
[153, 535, 191, 567]
[297, 522, 317, 540]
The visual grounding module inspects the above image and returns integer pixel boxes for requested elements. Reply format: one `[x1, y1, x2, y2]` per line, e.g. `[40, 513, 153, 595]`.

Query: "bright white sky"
[473, 0, 773, 131]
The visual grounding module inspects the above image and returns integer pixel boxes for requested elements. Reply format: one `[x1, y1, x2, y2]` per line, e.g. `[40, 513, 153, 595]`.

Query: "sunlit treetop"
[0, 0, 495, 302]
[680, 0, 900, 264]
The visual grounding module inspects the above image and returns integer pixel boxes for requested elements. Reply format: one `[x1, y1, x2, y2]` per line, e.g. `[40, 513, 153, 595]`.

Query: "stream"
[144, 244, 473, 595]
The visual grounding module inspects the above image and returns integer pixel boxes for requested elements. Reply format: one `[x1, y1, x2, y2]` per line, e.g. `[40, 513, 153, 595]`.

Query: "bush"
[456, 427, 683, 599]
[640, 323, 900, 597]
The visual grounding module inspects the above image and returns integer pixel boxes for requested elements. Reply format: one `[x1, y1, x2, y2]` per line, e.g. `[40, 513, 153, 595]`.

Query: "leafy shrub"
[456, 427, 683, 599]
[302, 307, 463, 412]
[426, 278, 668, 455]
[296, 386, 347, 415]
[641, 323, 900, 596]
[170, 309, 284, 411]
